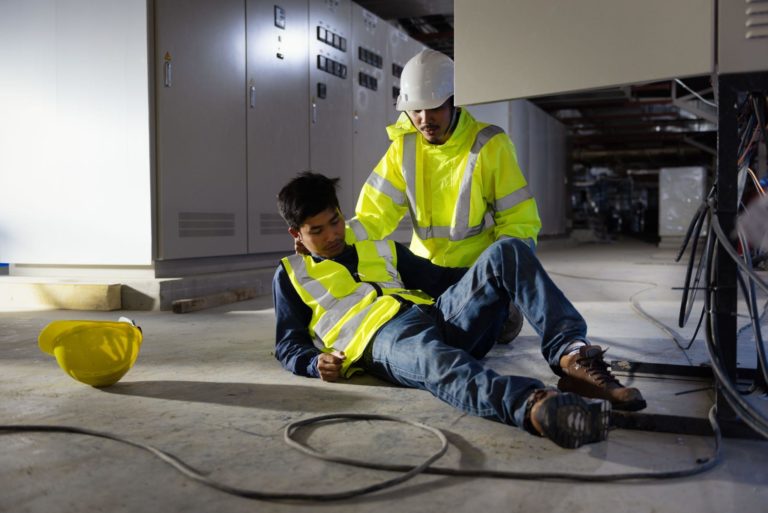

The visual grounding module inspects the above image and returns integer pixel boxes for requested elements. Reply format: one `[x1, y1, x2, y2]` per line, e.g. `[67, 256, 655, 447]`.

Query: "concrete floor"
[2, 238, 768, 513]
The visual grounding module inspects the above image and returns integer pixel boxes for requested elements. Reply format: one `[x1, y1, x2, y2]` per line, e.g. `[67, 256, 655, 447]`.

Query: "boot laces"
[578, 349, 620, 386]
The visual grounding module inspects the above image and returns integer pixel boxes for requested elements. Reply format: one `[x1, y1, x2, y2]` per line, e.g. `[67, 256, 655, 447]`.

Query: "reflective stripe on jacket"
[281, 240, 433, 377]
[348, 110, 542, 268]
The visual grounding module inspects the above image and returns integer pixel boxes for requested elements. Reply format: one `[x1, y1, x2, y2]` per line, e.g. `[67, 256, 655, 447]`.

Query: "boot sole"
[557, 376, 647, 412]
[611, 398, 647, 412]
[537, 393, 611, 449]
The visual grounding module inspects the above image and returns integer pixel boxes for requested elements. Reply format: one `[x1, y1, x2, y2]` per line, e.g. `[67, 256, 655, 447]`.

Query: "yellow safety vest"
[348, 110, 541, 268]
[281, 240, 433, 377]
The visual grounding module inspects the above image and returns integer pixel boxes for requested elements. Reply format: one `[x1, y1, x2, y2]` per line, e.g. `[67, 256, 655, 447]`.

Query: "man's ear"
[288, 227, 300, 240]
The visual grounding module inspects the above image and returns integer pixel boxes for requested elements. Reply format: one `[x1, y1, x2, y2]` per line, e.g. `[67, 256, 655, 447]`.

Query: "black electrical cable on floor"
[0, 415, 448, 502]
[0, 407, 721, 502]
[285, 409, 721, 483]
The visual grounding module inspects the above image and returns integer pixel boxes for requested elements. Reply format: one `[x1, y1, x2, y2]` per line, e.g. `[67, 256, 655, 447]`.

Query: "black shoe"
[524, 388, 611, 449]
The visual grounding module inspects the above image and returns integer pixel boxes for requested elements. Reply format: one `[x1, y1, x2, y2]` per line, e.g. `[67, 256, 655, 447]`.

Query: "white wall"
[463, 102, 510, 134]
[0, 0, 152, 265]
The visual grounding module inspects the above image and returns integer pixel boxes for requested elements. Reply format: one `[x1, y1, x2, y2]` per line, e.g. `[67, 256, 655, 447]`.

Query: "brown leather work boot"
[523, 388, 611, 449]
[558, 345, 647, 411]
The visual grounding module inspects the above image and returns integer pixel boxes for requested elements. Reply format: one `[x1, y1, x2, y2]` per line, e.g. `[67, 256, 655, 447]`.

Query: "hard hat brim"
[38, 320, 87, 355]
[395, 94, 452, 112]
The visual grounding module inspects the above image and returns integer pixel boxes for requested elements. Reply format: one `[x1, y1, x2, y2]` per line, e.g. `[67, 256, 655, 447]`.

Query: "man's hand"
[317, 350, 346, 382]
[295, 239, 310, 255]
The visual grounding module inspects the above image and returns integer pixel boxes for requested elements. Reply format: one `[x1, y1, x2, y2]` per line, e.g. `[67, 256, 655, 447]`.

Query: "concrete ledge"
[122, 267, 275, 311]
[0, 267, 276, 312]
[0, 279, 121, 311]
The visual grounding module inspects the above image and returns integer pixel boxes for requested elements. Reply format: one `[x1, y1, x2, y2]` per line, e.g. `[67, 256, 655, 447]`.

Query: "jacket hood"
[386, 112, 418, 140]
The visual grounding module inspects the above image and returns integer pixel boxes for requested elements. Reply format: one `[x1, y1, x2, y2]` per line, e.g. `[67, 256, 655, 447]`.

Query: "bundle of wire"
[675, 90, 768, 439]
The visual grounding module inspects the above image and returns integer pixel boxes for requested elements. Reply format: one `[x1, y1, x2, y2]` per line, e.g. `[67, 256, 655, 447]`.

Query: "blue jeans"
[362, 238, 588, 428]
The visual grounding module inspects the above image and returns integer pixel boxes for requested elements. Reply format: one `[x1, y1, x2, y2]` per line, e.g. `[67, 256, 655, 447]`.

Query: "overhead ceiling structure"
[535, 77, 717, 171]
[356, 0, 717, 172]
[355, 0, 455, 57]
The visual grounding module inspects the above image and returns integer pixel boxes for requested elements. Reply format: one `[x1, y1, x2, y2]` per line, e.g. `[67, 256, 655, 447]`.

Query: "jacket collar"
[310, 244, 355, 263]
[386, 109, 476, 149]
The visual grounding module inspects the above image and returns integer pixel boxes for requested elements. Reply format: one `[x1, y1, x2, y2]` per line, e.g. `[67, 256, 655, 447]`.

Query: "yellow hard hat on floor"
[38, 318, 142, 387]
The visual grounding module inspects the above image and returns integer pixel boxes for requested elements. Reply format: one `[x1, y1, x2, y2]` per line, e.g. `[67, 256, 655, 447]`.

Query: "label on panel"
[351, 4, 388, 203]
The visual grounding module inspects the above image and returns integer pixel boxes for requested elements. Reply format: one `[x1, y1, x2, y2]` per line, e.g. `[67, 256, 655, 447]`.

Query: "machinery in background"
[570, 168, 661, 242]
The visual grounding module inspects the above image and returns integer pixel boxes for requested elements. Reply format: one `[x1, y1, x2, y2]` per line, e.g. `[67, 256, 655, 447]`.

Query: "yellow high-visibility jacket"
[281, 240, 433, 377]
[348, 110, 541, 268]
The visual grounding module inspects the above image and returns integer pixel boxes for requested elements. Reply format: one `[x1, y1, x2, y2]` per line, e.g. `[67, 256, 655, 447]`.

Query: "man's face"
[289, 207, 346, 259]
[406, 100, 454, 145]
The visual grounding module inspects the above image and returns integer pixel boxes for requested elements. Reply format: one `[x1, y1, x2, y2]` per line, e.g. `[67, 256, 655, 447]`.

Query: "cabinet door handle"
[164, 61, 172, 87]
[249, 85, 256, 108]
[312, 101, 317, 124]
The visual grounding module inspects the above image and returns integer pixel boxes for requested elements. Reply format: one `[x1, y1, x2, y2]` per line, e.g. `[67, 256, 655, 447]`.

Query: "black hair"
[277, 171, 341, 230]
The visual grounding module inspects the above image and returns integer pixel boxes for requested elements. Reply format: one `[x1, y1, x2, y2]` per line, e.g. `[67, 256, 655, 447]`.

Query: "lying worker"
[272, 172, 646, 449]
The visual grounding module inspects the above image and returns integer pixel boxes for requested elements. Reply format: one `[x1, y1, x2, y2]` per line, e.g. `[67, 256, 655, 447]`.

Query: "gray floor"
[2, 239, 768, 513]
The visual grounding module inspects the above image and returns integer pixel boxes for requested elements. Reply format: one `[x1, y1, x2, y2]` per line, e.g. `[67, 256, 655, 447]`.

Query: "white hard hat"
[396, 49, 454, 111]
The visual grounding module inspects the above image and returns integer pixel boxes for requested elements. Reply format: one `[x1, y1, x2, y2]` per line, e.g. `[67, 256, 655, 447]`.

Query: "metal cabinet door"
[155, 0, 248, 259]
[350, 4, 388, 201]
[308, 0, 354, 214]
[246, 0, 310, 254]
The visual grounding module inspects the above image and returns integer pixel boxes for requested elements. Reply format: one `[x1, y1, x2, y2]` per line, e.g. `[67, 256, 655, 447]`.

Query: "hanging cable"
[676, 201, 712, 329]
[670, 89, 768, 442]
[704, 248, 768, 438]
[675, 79, 718, 108]
[710, 207, 768, 296]
[747, 168, 766, 196]
[736, 230, 768, 389]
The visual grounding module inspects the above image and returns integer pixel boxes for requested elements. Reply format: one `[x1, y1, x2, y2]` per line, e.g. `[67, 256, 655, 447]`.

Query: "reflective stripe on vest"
[285, 254, 375, 349]
[365, 172, 406, 207]
[347, 218, 369, 241]
[350, 172, 408, 241]
[494, 187, 533, 213]
[356, 240, 402, 290]
[284, 241, 406, 351]
[402, 125, 532, 241]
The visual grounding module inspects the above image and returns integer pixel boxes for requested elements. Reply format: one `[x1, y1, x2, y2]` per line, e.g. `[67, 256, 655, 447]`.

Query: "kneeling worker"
[272, 172, 645, 449]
